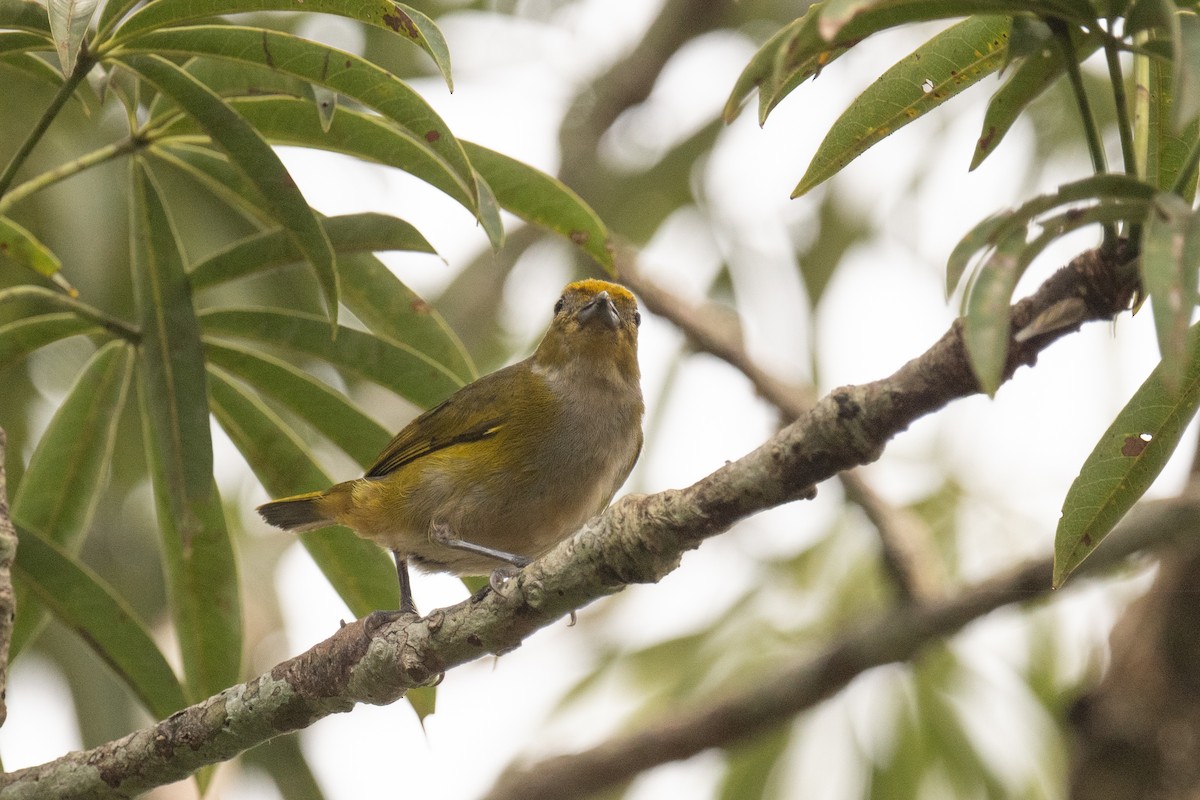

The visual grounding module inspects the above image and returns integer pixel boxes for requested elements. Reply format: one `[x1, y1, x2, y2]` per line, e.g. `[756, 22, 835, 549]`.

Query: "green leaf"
[0, 312, 102, 372]
[150, 141, 279, 227]
[113, 0, 453, 90]
[189, 212, 436, 291]
[1145, 43, 1200, 202]
[1125, 0, 1174, 37]
[0, 284, 137, 338]
[794, 16, 1011, 197]
[962, 229, 1024, 396]
[407, 685, 436, 724]
[183, 202, 472, 385]
[336, 254, 476, 385]
[0, 30, 51, 56]
[121, 54, 338, 324]
[971, 27, 1100, 170]
[114, 25, 478, 207]
[818, 0, 1095, 42]
[243, 733, 327, 800]
[206, 366, 399, 616]
[156, 95, 477, 220]
[147, 56, 312, 121]
[13, 525, 188, 719]
[1003, 14, 1053, 67]
[1054, 322, 1200, 585]
[0, 0, 54, 37]
[95, 0, 140, 39]
[0, 51, 98, 116]
[722, 16, 804, 123]
[0, 215, 76, 295]
[379, 3, 452, 91]
[472, 166, 505, 253]
[203, 340, 390, 466]
[725, 0, 1094, 124]
[200, 307, 466, 408]
[48, 0, 97, 76]
[11, 340, 133, 550]
[958, 202, 1153, 394]
[1172, 9, 1200, 129]
[10, 340, 134, 653]
[946, 174, 1157, 295]
[311, 82, 337, 133]
[462, 141, 614, 270]
[130, 157, 241, 700]
[1142, 193, 1200, 392]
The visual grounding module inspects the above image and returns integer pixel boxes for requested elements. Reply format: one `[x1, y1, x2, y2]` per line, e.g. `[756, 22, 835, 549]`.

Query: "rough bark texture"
[487, 492, 1200, 800]
[0, 247, 1140, 798]
[0, 429, 14, 728]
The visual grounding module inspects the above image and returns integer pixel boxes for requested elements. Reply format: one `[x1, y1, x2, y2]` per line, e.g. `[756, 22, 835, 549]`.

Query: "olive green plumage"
[257, 279, 644, 613]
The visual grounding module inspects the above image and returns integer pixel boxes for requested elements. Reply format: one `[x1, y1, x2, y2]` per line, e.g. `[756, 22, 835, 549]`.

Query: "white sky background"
[1, 1, 1189, 797]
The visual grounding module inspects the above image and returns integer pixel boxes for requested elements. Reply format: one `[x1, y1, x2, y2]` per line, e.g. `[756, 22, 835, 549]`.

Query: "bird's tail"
[257, 491, 331, 533]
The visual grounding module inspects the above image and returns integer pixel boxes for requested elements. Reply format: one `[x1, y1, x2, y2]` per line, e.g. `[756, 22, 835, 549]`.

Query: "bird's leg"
[394, 550, 418, 615]
[363, 550, 418, 635]
[431, 522, 532, 599]
[430, 522, 532, 568]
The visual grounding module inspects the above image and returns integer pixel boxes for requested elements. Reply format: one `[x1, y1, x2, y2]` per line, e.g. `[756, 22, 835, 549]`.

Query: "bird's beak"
[579, 290, 619, 329]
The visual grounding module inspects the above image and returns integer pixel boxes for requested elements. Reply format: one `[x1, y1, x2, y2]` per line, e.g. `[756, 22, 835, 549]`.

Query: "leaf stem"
[0, 50, 95, 201]
[1104, 19, 1140, 251]
[1104, 31, 1136, 176]
[1050, 19, 1117, 248]
[0, 137, 143, 216]
[0, 286, 140, 341]
[1131, 34, 1151, 180]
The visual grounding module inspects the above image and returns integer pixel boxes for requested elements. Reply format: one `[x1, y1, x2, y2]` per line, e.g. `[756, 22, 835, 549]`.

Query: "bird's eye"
[554, 297, 565, 315]
[633, 311, 641, 327]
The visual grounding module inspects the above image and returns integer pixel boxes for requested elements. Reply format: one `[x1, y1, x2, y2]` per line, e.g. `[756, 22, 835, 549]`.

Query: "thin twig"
[1104, 24, 1136, 179]
[1050, 19, 1116, 248]
[0, 137, 143, 215]
[0, 52, 93, 200]
[1103, 19, 1141, 250]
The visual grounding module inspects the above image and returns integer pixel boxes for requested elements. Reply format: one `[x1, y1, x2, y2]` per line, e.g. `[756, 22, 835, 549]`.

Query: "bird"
[257, 279, 644, 616]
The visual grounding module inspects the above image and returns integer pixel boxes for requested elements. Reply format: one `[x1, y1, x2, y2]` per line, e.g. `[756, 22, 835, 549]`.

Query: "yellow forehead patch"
[563, 279, 636, 304]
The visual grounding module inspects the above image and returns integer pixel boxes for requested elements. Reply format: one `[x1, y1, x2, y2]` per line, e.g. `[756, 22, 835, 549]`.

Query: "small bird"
[257, 279, 644, 615]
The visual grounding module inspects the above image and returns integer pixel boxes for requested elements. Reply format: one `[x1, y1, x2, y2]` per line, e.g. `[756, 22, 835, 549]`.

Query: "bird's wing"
[363, 364, 519, 479]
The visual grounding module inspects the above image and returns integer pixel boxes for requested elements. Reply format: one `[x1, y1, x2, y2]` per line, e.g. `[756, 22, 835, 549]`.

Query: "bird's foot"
[363, 607, 419, 637]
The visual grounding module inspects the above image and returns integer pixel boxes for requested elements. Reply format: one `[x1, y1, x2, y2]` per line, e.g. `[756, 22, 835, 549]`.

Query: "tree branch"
[0, 429, 15, 728]
[1068, 483, 1200, 799]
[485, 489, 1199, 800]
[618, 257, 945, 600]
[0, 246, 1132, 798]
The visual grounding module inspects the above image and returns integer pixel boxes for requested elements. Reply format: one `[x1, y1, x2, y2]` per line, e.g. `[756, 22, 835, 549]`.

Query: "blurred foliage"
[2, 0, 1199, 797]
[0, 0, 613, 792]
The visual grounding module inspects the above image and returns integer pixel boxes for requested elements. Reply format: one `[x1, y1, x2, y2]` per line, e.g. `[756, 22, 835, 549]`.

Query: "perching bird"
[257, 279, 644, 615]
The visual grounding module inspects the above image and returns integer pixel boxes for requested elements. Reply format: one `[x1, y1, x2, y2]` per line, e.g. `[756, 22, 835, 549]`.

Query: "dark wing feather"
[363, 363, 522, 478]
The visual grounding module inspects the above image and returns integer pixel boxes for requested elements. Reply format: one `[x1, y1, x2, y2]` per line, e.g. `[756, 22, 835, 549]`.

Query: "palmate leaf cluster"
[727, 0, 1200, 585]
[0, 0, 611, 749]
[1, 0, 1199, 796]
